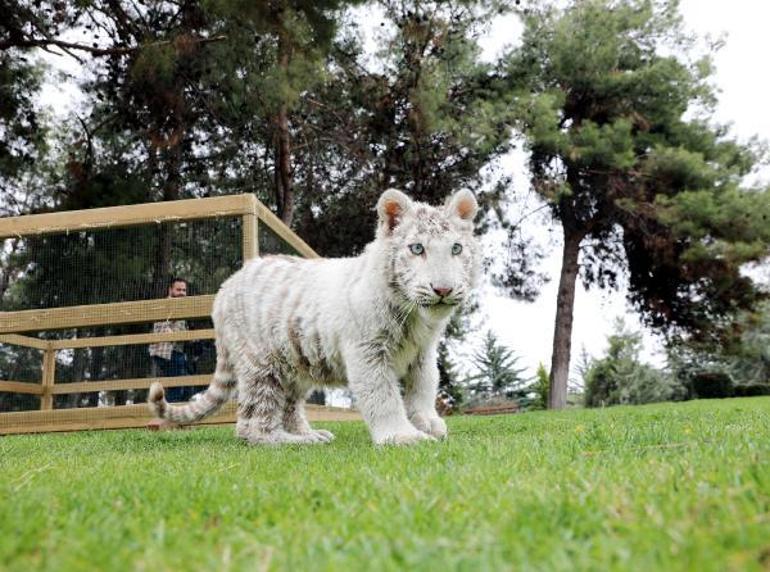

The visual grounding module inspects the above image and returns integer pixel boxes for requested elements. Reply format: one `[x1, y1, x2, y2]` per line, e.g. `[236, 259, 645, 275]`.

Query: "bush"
[733, 384, 770, 397]
[692, 372, 734, 399]
[527, 363, 549, 410]
[583, 321, 687, 407]
[584, 359, 685, 407]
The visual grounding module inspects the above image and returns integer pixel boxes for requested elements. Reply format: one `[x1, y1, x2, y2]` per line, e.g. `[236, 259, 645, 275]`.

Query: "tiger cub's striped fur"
[148, 189, 480, 445]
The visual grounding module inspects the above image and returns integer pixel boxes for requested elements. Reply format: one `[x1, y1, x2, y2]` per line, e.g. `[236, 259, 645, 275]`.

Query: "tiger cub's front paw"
[409, 413, 448, 440]
[374, 427, 435, 446]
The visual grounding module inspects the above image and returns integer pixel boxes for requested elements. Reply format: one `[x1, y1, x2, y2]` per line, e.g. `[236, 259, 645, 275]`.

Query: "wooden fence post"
[242, 212, 259, 261]
[41, 345, 55, 410]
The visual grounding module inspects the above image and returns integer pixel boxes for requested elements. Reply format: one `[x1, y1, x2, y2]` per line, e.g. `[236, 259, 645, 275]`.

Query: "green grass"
[1, 398, 769, 572]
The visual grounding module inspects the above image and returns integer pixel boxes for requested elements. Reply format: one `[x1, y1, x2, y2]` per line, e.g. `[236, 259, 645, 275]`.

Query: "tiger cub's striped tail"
[147, 364, 235, 424]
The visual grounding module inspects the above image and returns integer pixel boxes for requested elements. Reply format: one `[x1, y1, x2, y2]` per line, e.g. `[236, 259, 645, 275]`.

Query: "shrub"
[692, 372, 734, 399]
[583, 320, 687, 407]
[585, 359, 685, 407]
[733, 384, 770, 397]
[526, 363, 549, 410]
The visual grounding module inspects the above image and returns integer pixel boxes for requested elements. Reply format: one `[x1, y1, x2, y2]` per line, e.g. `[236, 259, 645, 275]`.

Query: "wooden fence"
[0, 194, 357, 435]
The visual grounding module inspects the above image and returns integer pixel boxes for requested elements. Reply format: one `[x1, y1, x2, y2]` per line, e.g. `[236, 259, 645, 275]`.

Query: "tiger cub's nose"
[432, 285, 453, 297]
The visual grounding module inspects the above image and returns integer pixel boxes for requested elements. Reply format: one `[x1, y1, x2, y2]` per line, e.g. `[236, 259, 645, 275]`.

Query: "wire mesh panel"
[259, 223, 302, 256]
[1, 219, 242, 312]
[0, 341, 42, 412]
[48, 321, 216, 410]
[0, 393, 41, 413]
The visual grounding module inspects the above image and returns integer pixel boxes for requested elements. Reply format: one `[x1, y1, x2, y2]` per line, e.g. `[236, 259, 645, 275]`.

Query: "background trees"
[665, 300, 770, 399]
[290, 0, 517, 257]
[1, 0, 769, 411]
[727, 302, 770, 386]
[502, 0, 770, 408]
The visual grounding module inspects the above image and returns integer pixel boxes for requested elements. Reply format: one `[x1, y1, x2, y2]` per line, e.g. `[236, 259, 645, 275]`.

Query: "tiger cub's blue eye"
[451, 243, 463, 255]
[409, 243, 425, 255]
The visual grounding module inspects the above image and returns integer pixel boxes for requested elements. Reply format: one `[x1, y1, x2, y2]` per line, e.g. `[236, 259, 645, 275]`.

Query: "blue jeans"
[153, 352, 195, 403]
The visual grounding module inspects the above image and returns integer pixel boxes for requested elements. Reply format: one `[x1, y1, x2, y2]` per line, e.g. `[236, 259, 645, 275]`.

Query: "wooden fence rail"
[0, 194, 338, 435]
[0, 194, 254, 238]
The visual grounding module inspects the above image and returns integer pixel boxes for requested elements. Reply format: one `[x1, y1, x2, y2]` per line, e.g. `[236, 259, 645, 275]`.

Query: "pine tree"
[437, 340, 463, 405]
[465, 330, 530, 401]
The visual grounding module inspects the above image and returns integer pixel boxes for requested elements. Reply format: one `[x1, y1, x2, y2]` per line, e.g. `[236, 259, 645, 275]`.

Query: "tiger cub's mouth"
[418, 299, 459, 309]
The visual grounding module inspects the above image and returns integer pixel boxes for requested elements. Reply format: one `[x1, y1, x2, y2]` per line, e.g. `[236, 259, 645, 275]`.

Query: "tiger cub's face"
[377, 189, 480, 313]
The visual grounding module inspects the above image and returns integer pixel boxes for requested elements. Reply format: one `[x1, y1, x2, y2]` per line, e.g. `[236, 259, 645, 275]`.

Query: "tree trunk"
[152, 139, 181, 296]
[275, 103, 293, 226]
[275, 104, 294, 226]
[548, 227, 583, 409]
[274, 144, 284, 216]
[274, 12, 294, 227]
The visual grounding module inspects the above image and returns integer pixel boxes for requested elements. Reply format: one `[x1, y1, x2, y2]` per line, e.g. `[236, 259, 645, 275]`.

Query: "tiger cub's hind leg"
[282, 384, 334, 443]
[236, 374, 329, 445]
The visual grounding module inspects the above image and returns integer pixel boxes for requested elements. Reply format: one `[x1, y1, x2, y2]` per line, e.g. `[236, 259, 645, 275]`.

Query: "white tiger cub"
[148, 188, 480, 445]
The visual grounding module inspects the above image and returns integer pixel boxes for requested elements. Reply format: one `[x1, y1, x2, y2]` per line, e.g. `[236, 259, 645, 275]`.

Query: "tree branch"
[0, 35, 227, 57]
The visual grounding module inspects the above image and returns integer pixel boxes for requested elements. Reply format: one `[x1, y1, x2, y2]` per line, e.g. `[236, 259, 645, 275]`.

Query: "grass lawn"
[1, 397, 769, 571]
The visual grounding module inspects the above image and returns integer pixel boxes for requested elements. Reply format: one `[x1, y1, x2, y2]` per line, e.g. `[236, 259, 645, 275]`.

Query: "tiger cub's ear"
[376, 189, 413, 235]
[445, 189, 478, 222]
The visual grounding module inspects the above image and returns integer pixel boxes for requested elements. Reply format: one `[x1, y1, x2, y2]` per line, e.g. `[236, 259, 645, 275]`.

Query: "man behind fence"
[148, 277, 196, 404]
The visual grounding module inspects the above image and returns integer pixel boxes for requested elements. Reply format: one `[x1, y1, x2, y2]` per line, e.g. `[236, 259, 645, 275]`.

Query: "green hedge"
[733, 384, 770, 397]
[692, 372, 734, 399]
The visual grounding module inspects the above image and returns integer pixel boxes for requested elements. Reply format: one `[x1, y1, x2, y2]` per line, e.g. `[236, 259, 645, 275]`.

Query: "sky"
[33, 1, 770, 385]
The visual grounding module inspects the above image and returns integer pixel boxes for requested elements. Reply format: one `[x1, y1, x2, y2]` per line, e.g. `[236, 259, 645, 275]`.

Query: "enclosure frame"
[0, 194, 350, 435]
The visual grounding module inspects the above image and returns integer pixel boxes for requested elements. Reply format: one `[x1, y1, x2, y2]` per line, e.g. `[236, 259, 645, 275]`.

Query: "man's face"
[168, 281, 188, 298]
